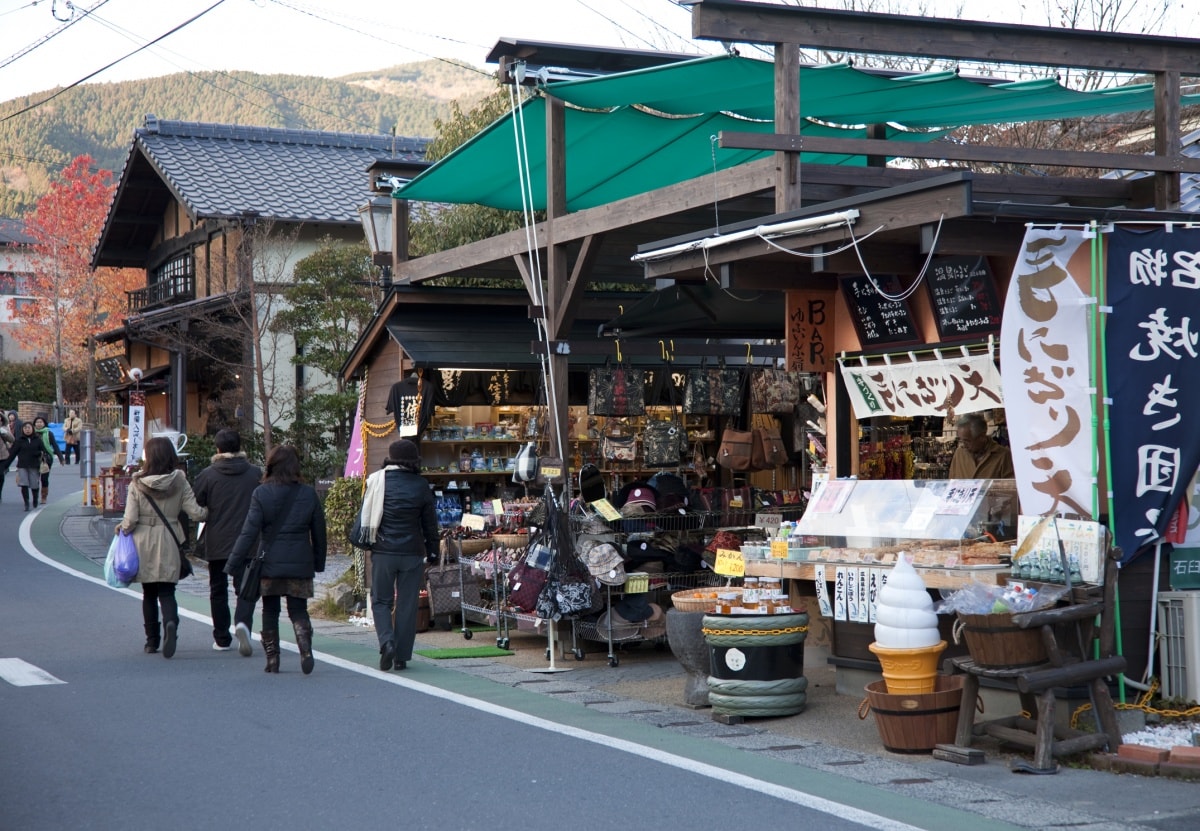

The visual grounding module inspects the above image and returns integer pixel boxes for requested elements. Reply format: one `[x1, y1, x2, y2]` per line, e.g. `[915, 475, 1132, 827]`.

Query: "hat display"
[620, 486, 657, 517]
[647, 471, 689, 511]
[582, 542, 627, 586]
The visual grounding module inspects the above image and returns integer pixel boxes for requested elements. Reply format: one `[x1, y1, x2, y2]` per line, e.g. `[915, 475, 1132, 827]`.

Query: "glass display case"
[746, 478, 1017, 589]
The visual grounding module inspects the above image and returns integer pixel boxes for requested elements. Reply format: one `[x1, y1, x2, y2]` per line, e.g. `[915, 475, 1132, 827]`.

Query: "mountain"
[0, 59, 496, 217]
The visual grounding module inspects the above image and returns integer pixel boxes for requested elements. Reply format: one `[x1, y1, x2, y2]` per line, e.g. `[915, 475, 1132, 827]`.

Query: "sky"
[0, 0, 1192, 103]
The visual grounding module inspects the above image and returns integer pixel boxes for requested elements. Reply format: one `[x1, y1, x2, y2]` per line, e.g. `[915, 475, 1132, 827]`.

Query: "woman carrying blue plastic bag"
[117, 437, 207, 657]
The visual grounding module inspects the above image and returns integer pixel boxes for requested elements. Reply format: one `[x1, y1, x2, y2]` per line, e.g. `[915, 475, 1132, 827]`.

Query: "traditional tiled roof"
[132, 115, 427, 223]
[1108, 127, 1200, 214]
[0, 217, 34, 246]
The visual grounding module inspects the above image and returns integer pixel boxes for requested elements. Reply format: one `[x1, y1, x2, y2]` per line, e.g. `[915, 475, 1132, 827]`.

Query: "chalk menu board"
[839, 274, 921, 347]
[925, 255, 1002, 340]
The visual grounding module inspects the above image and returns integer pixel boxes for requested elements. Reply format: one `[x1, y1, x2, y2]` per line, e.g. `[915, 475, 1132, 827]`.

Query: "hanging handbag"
[642, 360, 686, 468]
[602, 435, 637, 462]
[426, 538, 483, 616]
[512, 441, 540, 484]
[142, 489, 194, 579]
[750, 367, 801, 414]
[683, 359, 713, 415]
[588, 357, 646, 417]
[507, 558, 550, 612]
[710, 359, 744, 416]
[535, 456, 564, 486]
[716, 427, 755, 471]
[751, 416, 789, 469]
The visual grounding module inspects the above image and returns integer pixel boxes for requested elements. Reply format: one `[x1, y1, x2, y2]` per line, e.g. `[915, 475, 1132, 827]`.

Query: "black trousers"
[208, 558, 242, 646]
[142, 582, 178, 627]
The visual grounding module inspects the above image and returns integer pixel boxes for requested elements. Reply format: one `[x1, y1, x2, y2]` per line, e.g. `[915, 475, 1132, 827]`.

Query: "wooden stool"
[939, 551, 1124, 774]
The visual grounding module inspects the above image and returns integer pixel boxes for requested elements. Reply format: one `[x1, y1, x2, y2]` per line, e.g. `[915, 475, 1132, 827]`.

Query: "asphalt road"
[0, 466, 1031, 831]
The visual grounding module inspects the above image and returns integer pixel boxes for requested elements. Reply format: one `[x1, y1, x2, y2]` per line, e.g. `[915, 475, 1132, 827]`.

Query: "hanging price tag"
[460, 513, 486, 531]
[714, 548, 745, 577]
[590, 498, 622, 521]
[770, 540, 789, 560]
[491, 498, 505, 517]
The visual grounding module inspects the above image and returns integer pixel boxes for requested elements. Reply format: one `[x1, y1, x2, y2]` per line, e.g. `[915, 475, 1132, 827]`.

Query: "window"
[153, 253, 194, 296]
[0, 271, 32, 295]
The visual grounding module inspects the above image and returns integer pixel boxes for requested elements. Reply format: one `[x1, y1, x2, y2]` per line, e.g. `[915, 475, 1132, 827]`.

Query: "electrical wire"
[0, 0, 114, 73]
[0, 0, 230, 125]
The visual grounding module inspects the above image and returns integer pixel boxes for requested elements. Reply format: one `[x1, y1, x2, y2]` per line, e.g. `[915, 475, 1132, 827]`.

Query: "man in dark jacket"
[358, 439, 439, 671]
[193, 429, 263, 652]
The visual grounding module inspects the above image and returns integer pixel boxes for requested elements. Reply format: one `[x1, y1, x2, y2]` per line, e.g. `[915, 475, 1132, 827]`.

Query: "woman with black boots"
[11, 422, 45, 511]
[0, 412, 14, 503]
[118, 437, 207, 657]
[226, 445, 326, 674]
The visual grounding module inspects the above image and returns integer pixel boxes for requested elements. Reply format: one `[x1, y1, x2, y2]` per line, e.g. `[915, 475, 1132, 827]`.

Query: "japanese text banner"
[1106, 226, 1200, 564]
[344, 396, 365, 478]
[1000, 228, 1095, 521]
[838, 352, 1003, 419]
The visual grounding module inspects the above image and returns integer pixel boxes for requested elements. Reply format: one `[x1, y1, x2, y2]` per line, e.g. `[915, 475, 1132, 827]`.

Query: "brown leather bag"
[717, 427, 754, 471]
[751, 422, 789, 469]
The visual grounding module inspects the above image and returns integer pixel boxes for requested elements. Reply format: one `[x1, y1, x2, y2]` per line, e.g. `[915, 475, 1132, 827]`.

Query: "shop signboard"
[839, 274, 921, 348]
[839, 349, 1003, 420]
[786, 288, 836, 372]
[925, 255, 1003, 340]
[1000, 228, 1095, 523]
[1169, 548, 1200, 590]
[1106, 225, 1200, 564]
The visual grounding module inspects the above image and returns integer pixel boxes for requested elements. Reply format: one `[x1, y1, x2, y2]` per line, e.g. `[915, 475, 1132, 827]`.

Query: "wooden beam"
[1155, 72, 1182, 209]
[512, 252, 536, 301]
[644, 179, 974, 278]
[393, 158, 777, 284]
[690, 0, 1200, 73]
[775, 43, 801, 214]
[720, 131, 1200, 174]
[552, 233, 603, 340]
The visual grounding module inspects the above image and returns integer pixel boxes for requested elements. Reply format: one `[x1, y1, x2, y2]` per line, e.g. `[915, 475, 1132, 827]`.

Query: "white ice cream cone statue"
[869, 553, 945, 694]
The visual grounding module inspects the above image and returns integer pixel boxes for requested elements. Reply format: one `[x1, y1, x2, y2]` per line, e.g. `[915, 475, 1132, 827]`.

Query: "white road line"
[19, 508, 929, 831]
[0, 658, 66, 687]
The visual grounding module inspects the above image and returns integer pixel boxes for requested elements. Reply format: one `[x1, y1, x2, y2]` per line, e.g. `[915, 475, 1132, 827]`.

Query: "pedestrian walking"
[193, 428, 262, 653]
[118, 437, 208, 658]
[0, 412, 15, 502]
[62, 409, 83, 464]
[355, 439, 439, 672]
[31, 415, 62, 501]
[226, 445, 326, 674]
[11, 422, 45, 511]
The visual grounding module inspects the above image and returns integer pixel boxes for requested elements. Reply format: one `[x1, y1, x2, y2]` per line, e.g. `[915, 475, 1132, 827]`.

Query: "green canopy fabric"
[394, 53, 1199, 212]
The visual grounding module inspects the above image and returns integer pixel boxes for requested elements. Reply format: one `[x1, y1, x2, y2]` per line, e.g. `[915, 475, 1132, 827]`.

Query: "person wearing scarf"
[356, 439, 439, 671]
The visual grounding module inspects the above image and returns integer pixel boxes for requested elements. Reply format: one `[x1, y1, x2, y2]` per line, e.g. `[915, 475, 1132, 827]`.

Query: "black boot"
[21, 487, 30, 512]
[294, 619, 314, 675]
[144, 623, 160, 654]
[261, 630, 280, 673]
[162, 620, 178, 659]
[32, 489, 39, 509]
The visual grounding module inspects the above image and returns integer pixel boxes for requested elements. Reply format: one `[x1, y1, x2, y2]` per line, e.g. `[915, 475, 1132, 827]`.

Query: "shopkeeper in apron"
[948, 412, 1014, 480]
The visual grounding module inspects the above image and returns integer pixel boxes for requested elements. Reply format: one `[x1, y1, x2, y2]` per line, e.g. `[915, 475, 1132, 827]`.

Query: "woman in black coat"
[226, 445, 326, 674]
[10, 422, 45, 511]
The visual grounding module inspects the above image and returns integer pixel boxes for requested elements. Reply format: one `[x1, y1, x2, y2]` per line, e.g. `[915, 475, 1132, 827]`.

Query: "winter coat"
[0, 425, 12, 462]
[193, 453, 263, 562]
[63, 416, 83, 445]
[11, 432, 45, 470]
[370, 468, 439, 561]
[119, 470, 208, 584]
[35, 427, 60, 463]
[226, 482, 326, 580]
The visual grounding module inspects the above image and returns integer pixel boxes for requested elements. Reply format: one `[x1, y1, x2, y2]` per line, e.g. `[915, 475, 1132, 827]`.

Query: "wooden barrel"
[957, 612, 1048, 669]
[862, 675, 964, 753]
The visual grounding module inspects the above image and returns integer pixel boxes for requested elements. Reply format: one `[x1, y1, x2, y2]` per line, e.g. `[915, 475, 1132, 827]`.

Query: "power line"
[0, 0, 229, 124]
[0, 0, 115, 73]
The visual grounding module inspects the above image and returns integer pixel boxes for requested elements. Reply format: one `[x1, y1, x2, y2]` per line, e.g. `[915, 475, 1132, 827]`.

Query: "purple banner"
[1106, 226, 1200, 564]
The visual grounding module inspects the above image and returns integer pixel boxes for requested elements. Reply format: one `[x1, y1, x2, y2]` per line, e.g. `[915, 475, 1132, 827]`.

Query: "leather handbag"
[751, 417, 789, 469]
[507, 558, 549, 612]
[750, 368, 801, 414]
[588, 358, 646, 416]
[716, 427, 754, 471]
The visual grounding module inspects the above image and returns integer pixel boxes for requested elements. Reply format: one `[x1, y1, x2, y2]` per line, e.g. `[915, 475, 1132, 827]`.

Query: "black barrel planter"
[702, 611, 808, 719]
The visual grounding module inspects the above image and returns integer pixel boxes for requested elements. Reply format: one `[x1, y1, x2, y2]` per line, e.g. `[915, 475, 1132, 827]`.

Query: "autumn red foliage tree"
[9, 155, 141, 413]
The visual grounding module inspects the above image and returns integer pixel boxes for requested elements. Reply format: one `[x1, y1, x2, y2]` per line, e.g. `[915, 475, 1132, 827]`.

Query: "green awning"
[394, 53, 1200, 212]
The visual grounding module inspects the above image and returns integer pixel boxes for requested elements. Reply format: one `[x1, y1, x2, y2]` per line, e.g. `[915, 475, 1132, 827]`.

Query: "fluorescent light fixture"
[631, 209, 860, 263]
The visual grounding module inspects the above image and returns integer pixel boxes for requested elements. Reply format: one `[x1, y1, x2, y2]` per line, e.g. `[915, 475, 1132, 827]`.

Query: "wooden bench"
[938, 549, 1124, 773]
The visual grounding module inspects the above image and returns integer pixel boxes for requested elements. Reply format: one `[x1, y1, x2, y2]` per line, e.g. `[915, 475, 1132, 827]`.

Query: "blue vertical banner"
[1106, 226, 1200, 564]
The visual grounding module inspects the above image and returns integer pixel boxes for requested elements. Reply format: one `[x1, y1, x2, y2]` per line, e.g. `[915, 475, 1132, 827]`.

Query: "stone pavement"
[44, 492, 1200, 831]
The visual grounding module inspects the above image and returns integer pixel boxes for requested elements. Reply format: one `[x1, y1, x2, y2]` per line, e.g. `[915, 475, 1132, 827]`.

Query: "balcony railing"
[128, 274, 195, 313]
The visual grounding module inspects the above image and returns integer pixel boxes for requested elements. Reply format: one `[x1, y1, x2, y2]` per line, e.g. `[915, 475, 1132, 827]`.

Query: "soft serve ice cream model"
[868, 553, 946, 693]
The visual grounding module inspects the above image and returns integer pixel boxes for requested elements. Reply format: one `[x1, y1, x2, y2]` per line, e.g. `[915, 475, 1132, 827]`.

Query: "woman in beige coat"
[118, 437, 207, 658]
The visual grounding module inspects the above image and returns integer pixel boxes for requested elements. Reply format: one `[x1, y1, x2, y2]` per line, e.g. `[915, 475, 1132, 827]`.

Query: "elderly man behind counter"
[948, 413, 1014, 480]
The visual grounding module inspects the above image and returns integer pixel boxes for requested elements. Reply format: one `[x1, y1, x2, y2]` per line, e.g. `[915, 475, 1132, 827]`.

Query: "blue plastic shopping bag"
[112, 531, 139, 584]
[104, 535, 131, 588]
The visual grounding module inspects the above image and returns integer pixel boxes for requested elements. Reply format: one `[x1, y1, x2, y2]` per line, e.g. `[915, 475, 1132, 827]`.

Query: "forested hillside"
[0, 59, 495, 217]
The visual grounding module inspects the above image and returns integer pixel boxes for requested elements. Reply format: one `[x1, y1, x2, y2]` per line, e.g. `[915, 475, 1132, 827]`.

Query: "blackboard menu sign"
[926, 255, 1002, 340]
[839, 274, 921, 347]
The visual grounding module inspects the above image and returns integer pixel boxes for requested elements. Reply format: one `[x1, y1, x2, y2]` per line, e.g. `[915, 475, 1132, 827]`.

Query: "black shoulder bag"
[142, 490, 194, 580]
[238, 486, 299, 605]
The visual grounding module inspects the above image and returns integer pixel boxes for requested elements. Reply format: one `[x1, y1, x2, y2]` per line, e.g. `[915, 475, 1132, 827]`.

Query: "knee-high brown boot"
[261, 630, 280, 673]
[294, 619, 314, 675]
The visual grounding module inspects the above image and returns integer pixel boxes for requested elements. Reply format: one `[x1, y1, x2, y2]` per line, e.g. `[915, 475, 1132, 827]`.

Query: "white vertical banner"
[126, 405, 146, 466]
[814, 564, 833, 618]
[1000, 228, 1096, 518]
